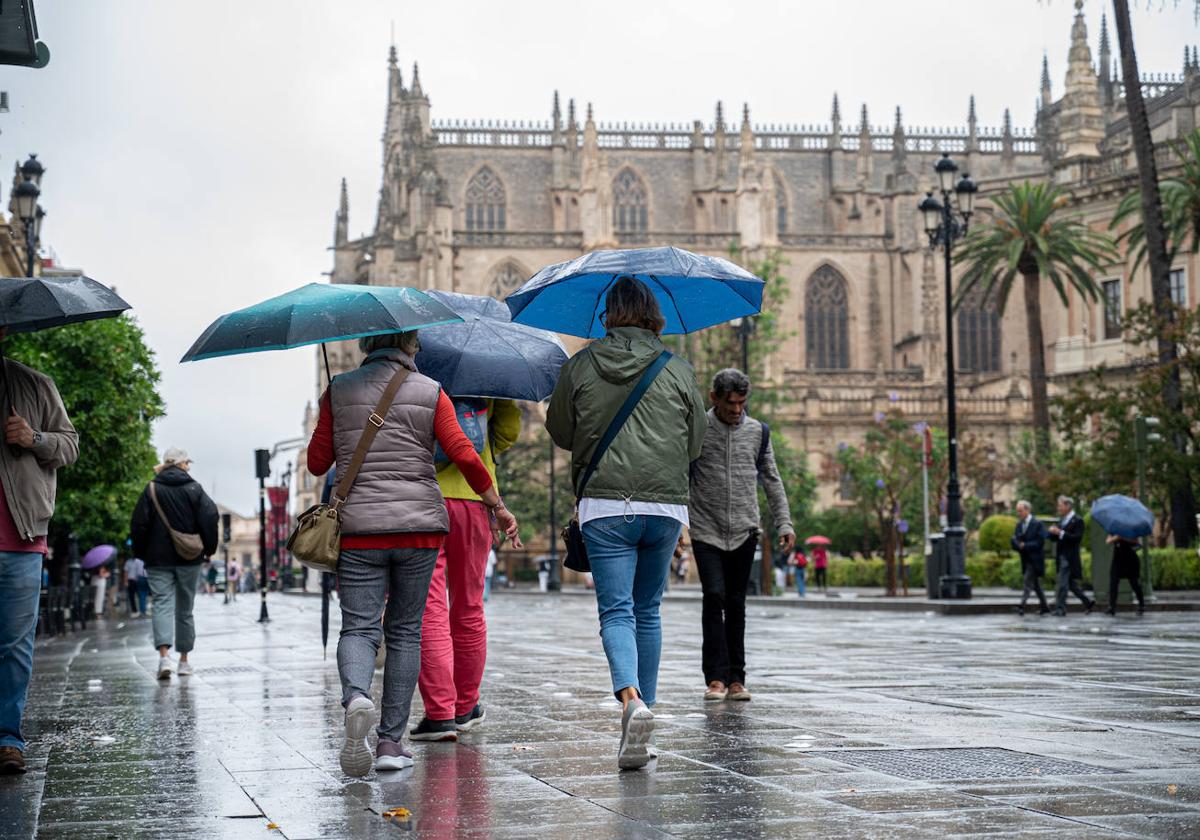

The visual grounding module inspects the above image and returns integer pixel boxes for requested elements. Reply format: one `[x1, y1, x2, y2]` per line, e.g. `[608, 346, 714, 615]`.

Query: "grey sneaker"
[409, 717, 458, 742]
[455, 704, 486, 732]
[647, 732, 659, 760]
[617, 698, 655, 771]
[340, 695, 375, 777]
[376, 738, 413, 772]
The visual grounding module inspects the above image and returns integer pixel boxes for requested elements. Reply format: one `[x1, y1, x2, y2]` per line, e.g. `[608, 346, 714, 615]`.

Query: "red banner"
[265, 485, 290, 567]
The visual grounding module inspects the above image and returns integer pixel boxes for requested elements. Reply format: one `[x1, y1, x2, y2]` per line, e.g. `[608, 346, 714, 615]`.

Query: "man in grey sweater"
[688, 369, 794, 703]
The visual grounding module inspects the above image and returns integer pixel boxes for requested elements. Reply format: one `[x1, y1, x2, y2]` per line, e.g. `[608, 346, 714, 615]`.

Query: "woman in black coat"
[1105, 535, 1145, 616]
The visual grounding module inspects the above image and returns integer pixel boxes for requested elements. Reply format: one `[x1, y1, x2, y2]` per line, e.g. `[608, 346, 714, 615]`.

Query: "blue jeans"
[795, 565, 806, 597]
[0, 552, 44, 750]
[582, 515, 681, 706]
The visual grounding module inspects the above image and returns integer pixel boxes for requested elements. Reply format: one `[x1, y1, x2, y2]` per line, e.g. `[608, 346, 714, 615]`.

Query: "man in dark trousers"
[1047, 495, 1094, 616]
[1011, 500, 1049, 616]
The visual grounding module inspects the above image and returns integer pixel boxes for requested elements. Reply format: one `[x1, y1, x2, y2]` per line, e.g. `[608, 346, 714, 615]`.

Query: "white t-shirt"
[485, 549, 497, 576]
[124, 557, 145, 579]
[578, 497, 689, 528]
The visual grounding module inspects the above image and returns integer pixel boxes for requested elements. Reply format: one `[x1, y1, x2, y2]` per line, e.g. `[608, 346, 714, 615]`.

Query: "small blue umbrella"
[1090, 494, 1155, 539]
[180, 283, 462, 364]
[505, 246, 764, 338]
[415, 290, 567, 402]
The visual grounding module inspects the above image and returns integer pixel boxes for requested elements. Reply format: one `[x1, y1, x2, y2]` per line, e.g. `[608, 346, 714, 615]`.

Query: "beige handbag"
[287, 366, 410, 573]
[147, 482, 205, 561]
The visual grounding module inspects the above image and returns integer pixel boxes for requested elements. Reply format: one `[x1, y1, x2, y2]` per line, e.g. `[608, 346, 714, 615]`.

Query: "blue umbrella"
[505, 246, 764, 338]
[415, 290, 567, 402]
[180, 283, 462, 364]
[1090, 494, 1155, 539]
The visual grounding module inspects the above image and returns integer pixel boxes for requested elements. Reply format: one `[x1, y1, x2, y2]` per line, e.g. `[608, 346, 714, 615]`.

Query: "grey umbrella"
[0, 275, 131, 334]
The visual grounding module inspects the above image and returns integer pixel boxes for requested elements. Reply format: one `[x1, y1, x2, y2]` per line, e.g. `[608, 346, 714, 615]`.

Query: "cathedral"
[299, 2, 1196, 513]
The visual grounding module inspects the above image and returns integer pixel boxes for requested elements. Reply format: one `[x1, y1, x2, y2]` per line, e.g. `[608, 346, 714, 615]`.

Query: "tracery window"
[805, 266, 850, 370]
[612, 168, 648, 233]
[957, 286, 1001, 373]
[465, 166, 506, 231]
[487, 261, 526, 298]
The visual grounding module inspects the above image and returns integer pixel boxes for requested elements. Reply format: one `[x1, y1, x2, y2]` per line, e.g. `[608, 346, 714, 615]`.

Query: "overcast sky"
[0, 0, 1192, 515]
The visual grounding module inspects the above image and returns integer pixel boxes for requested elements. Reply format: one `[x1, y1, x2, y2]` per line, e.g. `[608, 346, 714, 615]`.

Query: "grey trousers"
[1054, 561, 1091, 611]
[147, 565, 203, 653]
[1020, 564, 1048, 610]
[336, 547, 438, 742]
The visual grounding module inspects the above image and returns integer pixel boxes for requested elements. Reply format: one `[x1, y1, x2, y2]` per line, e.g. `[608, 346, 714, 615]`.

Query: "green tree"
[6, 316, 165, 552]
[1111, 128, 1200, 276]
[956, 181, 1117, 456]
[494, 417, 573, 549]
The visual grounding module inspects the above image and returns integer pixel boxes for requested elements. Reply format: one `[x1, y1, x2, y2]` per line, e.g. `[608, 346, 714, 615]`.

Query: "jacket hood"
[587, 326, 664, 385]
[154, 465, 195, 487]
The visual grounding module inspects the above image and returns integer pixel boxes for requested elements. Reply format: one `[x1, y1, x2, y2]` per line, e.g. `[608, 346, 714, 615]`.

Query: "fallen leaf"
[267, 823, 279, 830]
[513, 745, 535, 752]
[382, 807, 412, 824]
[1167, 784, 1179, 795]
[845, 788, 858, 793]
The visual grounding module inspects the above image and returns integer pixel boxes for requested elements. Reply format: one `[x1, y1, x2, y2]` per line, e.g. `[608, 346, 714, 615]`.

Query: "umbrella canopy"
[505, 246, 764, 338]
[81, 544, 117, 570]
[0, 276, 131, 335]
[415, 290, 567, 402]
[804, 536, 832, 546]
[1090, 494, 1155, 539]
[180, 283, 462, 363]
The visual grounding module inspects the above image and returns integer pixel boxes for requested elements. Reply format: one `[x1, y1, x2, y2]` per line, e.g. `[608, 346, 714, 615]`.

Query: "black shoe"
[1084, 600, 1095, 615]
[1016, 605, 1025, 616]
[455, 704, 486, 732]
[1038, 607, 1051, 616]
[1105, 607, 1116, 617]
[409, 717, 458, 742]
[1136, 606, 1145, 616]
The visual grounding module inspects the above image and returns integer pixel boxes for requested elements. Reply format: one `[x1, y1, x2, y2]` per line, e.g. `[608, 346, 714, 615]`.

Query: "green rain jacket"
[546, 326, 706, 505]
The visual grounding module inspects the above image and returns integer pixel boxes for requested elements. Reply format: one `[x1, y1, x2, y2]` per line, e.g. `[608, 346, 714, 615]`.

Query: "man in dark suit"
[1011, 500, 1049, 616]
[1047, 495, 1094, 616]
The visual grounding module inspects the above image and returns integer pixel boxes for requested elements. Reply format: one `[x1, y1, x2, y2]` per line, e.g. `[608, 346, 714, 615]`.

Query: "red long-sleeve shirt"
[307, 389, 493, 550]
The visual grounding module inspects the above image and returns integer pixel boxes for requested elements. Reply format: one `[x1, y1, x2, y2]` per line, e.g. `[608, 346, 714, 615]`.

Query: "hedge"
[820, 548, 1200, 591]
[978, 515, 1017, 555]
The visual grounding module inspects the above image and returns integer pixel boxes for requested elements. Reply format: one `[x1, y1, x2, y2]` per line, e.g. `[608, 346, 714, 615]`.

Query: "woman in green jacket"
[546, 277, 706, 771]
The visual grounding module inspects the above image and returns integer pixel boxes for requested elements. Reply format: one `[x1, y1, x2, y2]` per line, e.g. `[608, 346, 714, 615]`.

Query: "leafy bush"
[1149, 548, 1200, 589]
[978, 515, 1017, 555]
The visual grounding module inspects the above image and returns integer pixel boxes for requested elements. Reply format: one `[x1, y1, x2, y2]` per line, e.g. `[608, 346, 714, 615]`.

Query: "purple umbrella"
[82, 544, 117, 570]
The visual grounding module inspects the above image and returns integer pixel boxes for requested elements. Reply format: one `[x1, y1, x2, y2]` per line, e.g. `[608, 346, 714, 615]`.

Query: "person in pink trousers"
[410, 399, 521, 742]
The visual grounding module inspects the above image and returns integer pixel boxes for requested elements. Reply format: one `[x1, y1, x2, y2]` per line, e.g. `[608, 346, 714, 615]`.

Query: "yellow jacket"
[437, 399, 522, 501]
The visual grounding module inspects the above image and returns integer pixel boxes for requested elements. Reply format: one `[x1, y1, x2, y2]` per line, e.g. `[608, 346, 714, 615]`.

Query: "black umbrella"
[0, 275, 131, 334]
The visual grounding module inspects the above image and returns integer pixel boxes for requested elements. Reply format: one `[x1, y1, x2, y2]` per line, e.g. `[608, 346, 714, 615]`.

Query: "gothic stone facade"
[313, 4, 1197, 510]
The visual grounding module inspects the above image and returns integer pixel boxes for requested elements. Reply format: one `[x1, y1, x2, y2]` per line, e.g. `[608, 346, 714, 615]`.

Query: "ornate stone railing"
[454, 230, 583, 248]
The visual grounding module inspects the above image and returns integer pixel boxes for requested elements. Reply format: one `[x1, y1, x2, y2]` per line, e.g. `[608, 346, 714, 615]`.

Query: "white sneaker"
[156, 657, 173, 680]
[340, 695, 375, 778]
[177, 661, 194, 676]
[617, 699, 655, 771]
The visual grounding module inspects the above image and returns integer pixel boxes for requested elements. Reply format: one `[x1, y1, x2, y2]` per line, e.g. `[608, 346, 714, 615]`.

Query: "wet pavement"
[4, 591, 1199, 838]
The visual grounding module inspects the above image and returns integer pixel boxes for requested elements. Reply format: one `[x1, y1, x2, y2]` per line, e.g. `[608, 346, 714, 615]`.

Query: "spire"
[552, 90, 562, 140]
[891, 106, 908, 173]
[1099, 12, 1109, 56]
[739, 102, 754, 157]
[831, 92, 841, 127]
[334, 178, 348, 246]
[410, 61, 424, 98]
[1002, 108, 1015, 159]
[893, 106, 904, 135]
[1099, 13, 1113, 104]
[858, 103, 869, 135]
[1040, 52, 1052, 109]
[715, 101, 725, 132]
[1003, 107, 1013, 136]
[387, 45, 403, 101]
[967, 95, 980, 152]
[968, 95, 978, 127]
[567, 98, 578, 133]
[1060, 0, 1105, 158]
[830, 93, 842, 147]
[1186, 46, 1195, 77]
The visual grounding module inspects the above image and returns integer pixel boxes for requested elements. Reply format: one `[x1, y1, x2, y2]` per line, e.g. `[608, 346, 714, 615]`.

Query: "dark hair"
[711, 368, 751, 399]
[603, 276, 666, 335]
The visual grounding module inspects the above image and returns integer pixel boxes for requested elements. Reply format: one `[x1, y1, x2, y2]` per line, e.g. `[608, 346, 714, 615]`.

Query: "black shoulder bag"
[562, 351, 673, 573]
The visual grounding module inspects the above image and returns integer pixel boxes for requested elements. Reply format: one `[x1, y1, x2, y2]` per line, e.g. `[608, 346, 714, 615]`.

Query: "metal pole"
[25, 222, 35, 278]
[922, 446, 931, 556]
[257, 476, 270, 622]
[1134, 417, 1155, 601]
[548, 435, 561, 591]
[939, 197, 971, 599]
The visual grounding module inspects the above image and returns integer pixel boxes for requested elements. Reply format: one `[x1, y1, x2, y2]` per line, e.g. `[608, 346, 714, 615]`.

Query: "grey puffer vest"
[330, 349, 448, 536]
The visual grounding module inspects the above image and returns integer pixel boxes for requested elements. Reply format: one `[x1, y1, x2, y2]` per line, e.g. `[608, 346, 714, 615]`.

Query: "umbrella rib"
[647, 274, 688, 334]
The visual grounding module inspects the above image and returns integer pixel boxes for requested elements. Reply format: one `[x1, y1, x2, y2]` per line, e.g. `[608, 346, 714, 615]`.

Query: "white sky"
[0, 0, 1192, 515]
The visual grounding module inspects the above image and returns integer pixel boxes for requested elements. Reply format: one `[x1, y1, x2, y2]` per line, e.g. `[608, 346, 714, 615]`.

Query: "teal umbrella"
[181, 283, 462, 379]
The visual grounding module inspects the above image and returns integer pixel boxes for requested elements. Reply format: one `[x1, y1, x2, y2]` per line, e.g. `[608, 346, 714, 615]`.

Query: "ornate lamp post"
[918, 153, 977, 599]
[12, 159, 42, 277]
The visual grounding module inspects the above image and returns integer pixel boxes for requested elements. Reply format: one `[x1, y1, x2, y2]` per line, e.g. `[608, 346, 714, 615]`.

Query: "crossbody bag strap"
[147, 482, 173, 531]
[575, 350, 672, 501]
[331, 365, 411, 509]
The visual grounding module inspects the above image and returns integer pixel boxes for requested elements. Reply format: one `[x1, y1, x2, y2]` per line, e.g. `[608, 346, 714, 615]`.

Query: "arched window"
[805, 266, 850, 370]
[465, 166, 506, 231]
[487, 261, 526, 298]
[957, 286, 1001, 373]
[774, 173, 788, 235]
[612, 168, 648, 233]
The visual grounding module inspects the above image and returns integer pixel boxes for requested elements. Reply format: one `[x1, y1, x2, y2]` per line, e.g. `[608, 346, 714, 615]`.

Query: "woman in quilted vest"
[306, 330, 520, 777]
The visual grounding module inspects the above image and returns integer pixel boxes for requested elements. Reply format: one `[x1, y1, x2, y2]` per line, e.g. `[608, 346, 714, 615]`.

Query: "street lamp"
[733, 316, 756, 374]
[20, 153, 44, 186]
[917, 153, 977, 599]
[13, 175, 40, 277]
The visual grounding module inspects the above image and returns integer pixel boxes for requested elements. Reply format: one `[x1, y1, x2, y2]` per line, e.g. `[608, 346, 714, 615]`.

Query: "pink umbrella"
[81, 544, 117, 570]
[804, 536, 832, 546]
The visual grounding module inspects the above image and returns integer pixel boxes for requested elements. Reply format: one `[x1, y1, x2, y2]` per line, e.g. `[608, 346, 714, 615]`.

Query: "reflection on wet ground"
[4, 592, 1199, 838]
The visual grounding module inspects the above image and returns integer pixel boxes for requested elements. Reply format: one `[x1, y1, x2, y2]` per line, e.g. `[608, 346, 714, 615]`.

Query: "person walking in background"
[204, 560, 218, 595]
[792, 548, 808, 598]
[130, 448, 219, 680]
[0, 327, 78, 775]
[1012, 500, 1050, 616]
[226, 556, 240, 601]
[688, 369, 794, 704]
[1048, 495, 1094, 616]
[1105, 534, 1146, 616]
[124, 555, 146, 617]
[92, 565, 110, 618]
[673, 538, 690, 586]
[410, 398, 520, 743]
[306, 330, 520, 777]
[547, 276, 706, 771]
[482, 544, 497, 603]
[811, 545, 829, 593]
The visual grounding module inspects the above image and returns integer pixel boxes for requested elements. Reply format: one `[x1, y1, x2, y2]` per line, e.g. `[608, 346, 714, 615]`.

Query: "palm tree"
[956, 182, 1118, 457]
[1111, 128, 1200, 275]
[1110, 0, 1198, 546]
